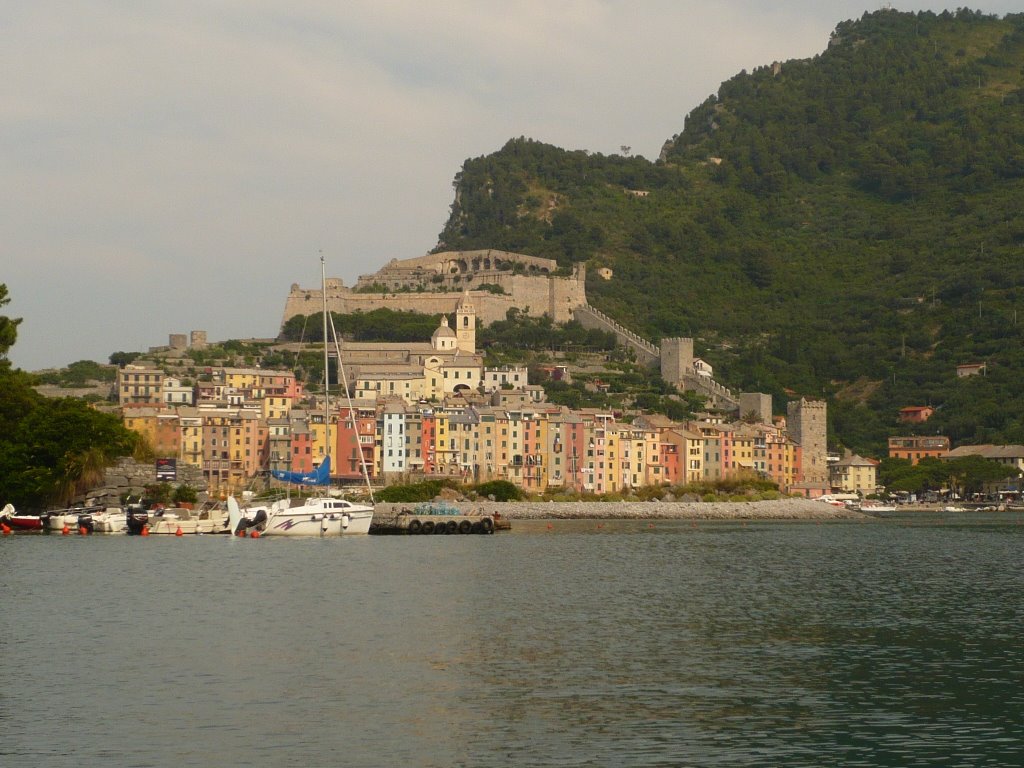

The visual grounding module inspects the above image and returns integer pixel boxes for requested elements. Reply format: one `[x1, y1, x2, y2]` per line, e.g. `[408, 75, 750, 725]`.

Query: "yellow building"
[122, 407, 160, 452]
[664, 427, 705, 484]
[117, 364, 164, 407]
[179, 409, 203, 468]
[830, 451, 878, 495]
[355, 368, 425, 402]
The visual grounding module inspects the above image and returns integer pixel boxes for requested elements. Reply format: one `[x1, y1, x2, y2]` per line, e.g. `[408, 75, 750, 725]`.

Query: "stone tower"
[787, 398, 828, 486]
[456, 291, 476, 353]
[659, 337, 694, 386]
[739, 392, 773, 424]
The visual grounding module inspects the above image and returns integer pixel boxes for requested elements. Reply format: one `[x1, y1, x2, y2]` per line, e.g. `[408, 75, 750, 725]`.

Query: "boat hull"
[264, 508, 373, 536]
[6, 515, 44, 531]
[146, 519, 227, 534]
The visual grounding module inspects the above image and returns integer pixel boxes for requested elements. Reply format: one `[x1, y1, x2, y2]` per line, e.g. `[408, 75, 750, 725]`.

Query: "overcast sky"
[3, 1, 1020, 370]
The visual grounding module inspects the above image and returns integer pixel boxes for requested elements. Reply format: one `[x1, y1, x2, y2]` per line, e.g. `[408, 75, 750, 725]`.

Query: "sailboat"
[249, 256, 375, 537]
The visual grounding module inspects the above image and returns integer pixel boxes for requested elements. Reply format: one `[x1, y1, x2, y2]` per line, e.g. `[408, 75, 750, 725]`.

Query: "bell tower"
[456, 291, 476, 353]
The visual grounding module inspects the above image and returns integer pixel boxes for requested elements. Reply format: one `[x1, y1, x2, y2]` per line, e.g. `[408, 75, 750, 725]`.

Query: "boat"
[1, 503, 45, 531]
[253, 256, 375, 537]
[125, 504, 151, 535]
[818, 493, 860, 507]
[143, 505, 231, 535]
[856, 502, 898, 516]
[90, 507, 129, 534]
[46, 505, 102, 531]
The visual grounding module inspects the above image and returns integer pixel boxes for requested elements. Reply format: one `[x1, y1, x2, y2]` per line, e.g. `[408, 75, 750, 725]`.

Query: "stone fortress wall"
[280, 249, 587, 330]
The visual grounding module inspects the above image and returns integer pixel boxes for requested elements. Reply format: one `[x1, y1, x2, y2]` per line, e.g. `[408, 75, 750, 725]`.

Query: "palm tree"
[54, 447, 111, 506]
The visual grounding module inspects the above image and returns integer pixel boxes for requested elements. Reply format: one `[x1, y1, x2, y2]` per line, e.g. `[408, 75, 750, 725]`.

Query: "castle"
[280, 249, 738, 406]
[280, 249, 587, 329]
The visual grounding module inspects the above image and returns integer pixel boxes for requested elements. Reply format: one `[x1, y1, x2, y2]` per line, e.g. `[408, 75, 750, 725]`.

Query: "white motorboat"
[857, 503, 898, 515]
[89, 507, 128, 533]
[145, 506, 231, 535]
[46, 506, 104, 531]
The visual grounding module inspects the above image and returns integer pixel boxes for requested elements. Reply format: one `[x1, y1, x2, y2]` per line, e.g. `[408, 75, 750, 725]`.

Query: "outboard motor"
[125, 505, 149, 535]
[77, 513, 95, 534]
[236, 508, 268, 535]
[227, 496, 268, 535]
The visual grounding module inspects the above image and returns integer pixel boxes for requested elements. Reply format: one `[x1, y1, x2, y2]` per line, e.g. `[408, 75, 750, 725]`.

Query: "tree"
[109, 351, 141, 367]
[944, 455, 1020, 497]
[0, 297, 140, 509]
[0, 283, 21, 368]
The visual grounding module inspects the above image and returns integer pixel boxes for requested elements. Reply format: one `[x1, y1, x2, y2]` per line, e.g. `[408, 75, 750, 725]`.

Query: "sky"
[3, 1, 1021, 371]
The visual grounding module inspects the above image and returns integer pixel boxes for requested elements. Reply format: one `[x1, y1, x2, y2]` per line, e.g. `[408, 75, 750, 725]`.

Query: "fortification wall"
[683, 373, 739, 411]
[281, 265, 586, 330]
[573, 304, 660, 367]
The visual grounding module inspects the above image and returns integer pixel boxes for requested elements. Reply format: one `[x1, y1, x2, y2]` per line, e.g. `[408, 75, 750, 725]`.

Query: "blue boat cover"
[271, 455, 331, 486]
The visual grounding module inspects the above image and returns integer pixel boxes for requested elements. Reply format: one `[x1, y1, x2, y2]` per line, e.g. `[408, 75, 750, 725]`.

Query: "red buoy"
[141, 526, 149, 537]
[79, 526, 88, 536]
[175, 527, 183, 537]
[62, 525, 70, 535]
[250, 530, 260, 538]
[1, 524, 11, 536]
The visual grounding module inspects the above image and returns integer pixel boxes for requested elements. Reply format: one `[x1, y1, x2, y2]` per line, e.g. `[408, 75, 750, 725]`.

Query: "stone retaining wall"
[80, 458, 209, 508]
[374, 498, 865, 521]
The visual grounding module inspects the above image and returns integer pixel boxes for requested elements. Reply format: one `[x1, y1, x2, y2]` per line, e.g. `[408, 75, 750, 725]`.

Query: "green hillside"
[435, 9, 1024, 455]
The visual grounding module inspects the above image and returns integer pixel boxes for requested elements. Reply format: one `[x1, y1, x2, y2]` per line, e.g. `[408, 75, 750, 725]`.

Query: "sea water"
[2, 513, 1022, 767]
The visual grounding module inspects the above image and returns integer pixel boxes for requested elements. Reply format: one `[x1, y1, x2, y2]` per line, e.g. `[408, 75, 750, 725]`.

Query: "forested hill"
[435, 9, 1024, 455]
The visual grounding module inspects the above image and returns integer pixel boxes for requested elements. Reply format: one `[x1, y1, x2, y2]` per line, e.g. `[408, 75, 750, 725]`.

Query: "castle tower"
[659, 337, 694, 386]
[456, 291, 476, 353]
[787, 398, 828, 486]
[739, 392, 772, 425]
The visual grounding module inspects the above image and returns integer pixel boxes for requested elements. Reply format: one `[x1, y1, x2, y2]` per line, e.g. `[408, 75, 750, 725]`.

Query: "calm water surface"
[2, 513, 1023, 767]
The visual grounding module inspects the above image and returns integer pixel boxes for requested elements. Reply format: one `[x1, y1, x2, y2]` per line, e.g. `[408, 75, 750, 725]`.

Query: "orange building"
[898, 406, 934, 424]
[888, 435, 950, 464]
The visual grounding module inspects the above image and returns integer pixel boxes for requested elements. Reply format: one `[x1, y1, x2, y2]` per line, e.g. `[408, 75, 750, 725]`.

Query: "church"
[347, 292, 484, 403]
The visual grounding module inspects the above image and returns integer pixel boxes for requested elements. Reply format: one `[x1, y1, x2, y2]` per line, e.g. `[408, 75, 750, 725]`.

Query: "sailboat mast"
[321, 255, 330, 468]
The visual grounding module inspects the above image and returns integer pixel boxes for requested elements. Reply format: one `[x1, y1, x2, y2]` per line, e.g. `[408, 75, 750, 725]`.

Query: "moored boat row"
[1, 496, 374, 538]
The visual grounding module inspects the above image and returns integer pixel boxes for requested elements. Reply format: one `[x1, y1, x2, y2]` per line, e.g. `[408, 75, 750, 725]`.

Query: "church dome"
[431, 315, 457, 350]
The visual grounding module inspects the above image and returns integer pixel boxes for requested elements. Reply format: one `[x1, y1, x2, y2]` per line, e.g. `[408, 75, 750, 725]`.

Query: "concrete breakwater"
[374, 498, 866, 522]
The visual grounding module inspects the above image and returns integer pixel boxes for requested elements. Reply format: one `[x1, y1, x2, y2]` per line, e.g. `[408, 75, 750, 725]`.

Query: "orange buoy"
[237, 529, 246, 538]
[175, 527, 183, 537]
[250, 530, 260, 539]
[79, 526, 88, 536]
[141, 525, 149, 537]
[1, 524, 11, 536]
[62, 525, 70, 535]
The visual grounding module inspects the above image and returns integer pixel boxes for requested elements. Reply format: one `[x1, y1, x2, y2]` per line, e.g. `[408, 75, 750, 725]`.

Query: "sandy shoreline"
[374, 498, 868, 521]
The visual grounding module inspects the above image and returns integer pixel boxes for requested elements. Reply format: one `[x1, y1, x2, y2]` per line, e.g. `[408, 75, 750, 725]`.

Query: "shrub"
[376, 479, 462, 503]
[173, 484, 198, 504]
[473, 480, 523, 501]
